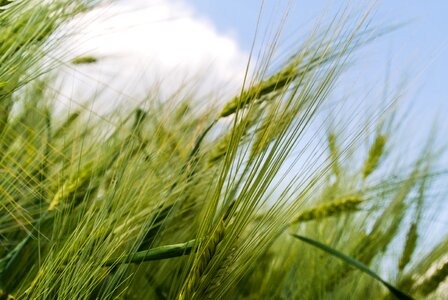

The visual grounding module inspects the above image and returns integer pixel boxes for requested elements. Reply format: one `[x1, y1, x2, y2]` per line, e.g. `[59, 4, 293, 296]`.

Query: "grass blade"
[103, 239, 196, 266]
[291, 234, 414, 300]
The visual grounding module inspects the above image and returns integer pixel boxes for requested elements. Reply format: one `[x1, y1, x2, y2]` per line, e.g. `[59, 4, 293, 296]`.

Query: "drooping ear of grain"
[328, 132, 340, 177]
[178, 220, 226, 300]
[52, 111, 82, 139]
[415, 259, 448, 296]
[218, 48, 327, 118]
[249, 115, 278, 161]
[209, 110, 258, 164]
[219, 64, 296, 118]
[398, 222, 418, 271]
[71, 56, 98, 65]
[48, 163, 97, 211]
[362, 134, 386, 180]
[291, 196, 363, 224]
[249, 102, 294, 162]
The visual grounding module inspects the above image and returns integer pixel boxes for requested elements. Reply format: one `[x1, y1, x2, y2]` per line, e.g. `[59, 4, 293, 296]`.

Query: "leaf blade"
[103, 239, 196, 266]
[291, 234, 413, 300]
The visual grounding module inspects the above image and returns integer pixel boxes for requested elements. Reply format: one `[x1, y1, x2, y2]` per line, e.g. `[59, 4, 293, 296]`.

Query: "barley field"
[0, 1, 447, 299]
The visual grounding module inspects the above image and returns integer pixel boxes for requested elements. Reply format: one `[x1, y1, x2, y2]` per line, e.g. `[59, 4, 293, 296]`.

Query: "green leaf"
[103, 239, 196, 266]
[291, 234, 414, 300]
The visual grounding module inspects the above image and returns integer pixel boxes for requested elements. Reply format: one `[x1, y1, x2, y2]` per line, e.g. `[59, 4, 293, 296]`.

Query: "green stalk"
[292, 234, 414, 300]
[103, 239, 197, 266]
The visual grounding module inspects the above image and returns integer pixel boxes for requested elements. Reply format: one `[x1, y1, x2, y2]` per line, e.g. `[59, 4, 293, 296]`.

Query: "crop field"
[0, 1, 447, 299]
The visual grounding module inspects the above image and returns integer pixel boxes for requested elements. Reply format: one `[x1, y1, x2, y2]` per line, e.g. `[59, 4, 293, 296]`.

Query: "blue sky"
[187, 1, 448, 118]
[200, 0, 448, 228]
[68, 0, 448, 120]
[184, 1, 448, 234]
[181, 1, 448, 251]
[65, 0, 448, 166]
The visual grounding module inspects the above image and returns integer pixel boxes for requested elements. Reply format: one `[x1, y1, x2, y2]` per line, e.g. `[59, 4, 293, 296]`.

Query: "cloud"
[55, 0, 249, 114]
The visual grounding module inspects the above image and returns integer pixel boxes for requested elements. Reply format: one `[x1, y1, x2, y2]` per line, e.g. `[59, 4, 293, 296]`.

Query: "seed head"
[362, 134, 386, 180]
[291, 196, 363, 224]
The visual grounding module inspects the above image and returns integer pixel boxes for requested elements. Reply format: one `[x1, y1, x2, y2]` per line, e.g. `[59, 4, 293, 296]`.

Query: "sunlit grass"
[0, 1, 447, 299]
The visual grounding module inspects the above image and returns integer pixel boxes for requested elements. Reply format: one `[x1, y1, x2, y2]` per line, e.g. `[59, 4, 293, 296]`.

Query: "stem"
[103, 239, 197, 266]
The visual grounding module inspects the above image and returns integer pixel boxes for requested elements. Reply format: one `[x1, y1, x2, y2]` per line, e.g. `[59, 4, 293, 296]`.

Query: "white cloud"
[55, 0, 249, 114]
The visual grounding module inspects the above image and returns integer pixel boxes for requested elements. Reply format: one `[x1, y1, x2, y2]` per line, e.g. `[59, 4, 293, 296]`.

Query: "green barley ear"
[48, 162, 98, 211]
[249, 113, 279, 161]
[0, 0, 92, 147]
[53, 110, 82, 139]
[208, 134, 232, 164]
[0, 1, 92, 92]
[414, 260, 448, 296]
[249, 101, 293, 161]
[178, 220, 226, 300]
[398, 222, 418, 271]
[174, 101, 191, 121]
[218, 27, 373, 119]
[362, 134, 387, 180]
[328, 132, 341, 177]
[290, 196, 363, 224]
[219, 62, 296, 118]
[398, 173, 427, 271]
[208, 110, 259, 164]
[132, 108, 147, 134]
[71, 56, 98, 65]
